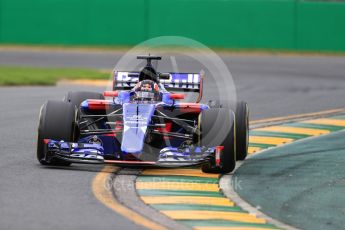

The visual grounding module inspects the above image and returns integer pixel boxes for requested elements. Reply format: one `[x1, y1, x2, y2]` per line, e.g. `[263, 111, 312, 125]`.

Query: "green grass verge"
[0, 66, 110, 86]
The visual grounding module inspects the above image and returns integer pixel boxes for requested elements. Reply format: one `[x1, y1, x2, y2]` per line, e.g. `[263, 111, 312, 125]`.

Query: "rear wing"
[113, 71, 204, 102]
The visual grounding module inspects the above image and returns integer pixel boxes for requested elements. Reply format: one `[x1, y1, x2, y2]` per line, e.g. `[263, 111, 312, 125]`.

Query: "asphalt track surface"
[0, 49, 345, 229]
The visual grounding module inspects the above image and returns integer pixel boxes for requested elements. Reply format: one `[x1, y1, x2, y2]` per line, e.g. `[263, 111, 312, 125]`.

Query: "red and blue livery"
[37, 55, 249, 173]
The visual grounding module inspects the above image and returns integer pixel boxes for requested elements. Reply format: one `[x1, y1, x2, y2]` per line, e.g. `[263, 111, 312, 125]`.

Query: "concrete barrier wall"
[0, 0, 344, 51]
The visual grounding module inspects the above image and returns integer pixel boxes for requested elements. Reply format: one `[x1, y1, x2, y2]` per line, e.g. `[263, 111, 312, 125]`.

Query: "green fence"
[0, 0, 344, 52]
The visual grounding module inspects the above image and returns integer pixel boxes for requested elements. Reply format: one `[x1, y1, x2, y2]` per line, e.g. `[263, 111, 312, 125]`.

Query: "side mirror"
[103, 91, 119, 97]
[159, 73, 170, 80]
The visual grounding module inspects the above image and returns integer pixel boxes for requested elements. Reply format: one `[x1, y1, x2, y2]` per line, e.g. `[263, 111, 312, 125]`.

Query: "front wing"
[43, 139, 216, 167]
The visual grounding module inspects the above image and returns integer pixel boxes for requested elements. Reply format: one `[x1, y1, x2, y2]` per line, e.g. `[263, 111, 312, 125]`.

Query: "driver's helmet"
[133, 80, 160, 101]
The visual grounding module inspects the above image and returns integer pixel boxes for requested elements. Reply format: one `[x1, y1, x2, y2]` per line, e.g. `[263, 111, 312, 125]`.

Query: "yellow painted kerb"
[249, 136, 293, 145]
[248, 146, 262, 154]
[140, 196, 234, 206]
[302, 118, 345, 127]
[255, 126, 330, 136]
[161, 210, 266, 224]
[136, 181, 219, 192]
[92, 166, 167, 230]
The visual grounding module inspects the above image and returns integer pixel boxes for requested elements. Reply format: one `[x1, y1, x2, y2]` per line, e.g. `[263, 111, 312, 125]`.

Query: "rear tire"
[37, 101, 75, 166]
[199, 108, 236, 174]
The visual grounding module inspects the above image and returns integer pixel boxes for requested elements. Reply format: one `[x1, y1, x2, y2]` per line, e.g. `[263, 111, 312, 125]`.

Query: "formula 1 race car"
[37, 55, 249, 173]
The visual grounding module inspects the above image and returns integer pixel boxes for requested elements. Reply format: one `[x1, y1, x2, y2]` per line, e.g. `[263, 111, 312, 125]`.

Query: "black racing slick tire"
[64, 91, 104, 107]
[37, 100, 75, 166]
[199, 108, 236, 174]
[232, 101, 249, 160]
[208, 100, 249, 161]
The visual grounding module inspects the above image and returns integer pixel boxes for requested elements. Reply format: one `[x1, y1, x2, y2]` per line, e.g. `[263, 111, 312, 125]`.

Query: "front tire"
[208, 100, 249, 161]
[37, 100, 75, 166]
[232, 101, 249, 160]
[199, 108, 236, 174]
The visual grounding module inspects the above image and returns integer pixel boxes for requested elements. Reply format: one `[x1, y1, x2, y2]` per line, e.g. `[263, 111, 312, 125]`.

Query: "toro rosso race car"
[37, 55, 249, 173]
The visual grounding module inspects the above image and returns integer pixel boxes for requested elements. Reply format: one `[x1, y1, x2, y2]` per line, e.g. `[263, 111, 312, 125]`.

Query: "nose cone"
[121, 103, 155, 154]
